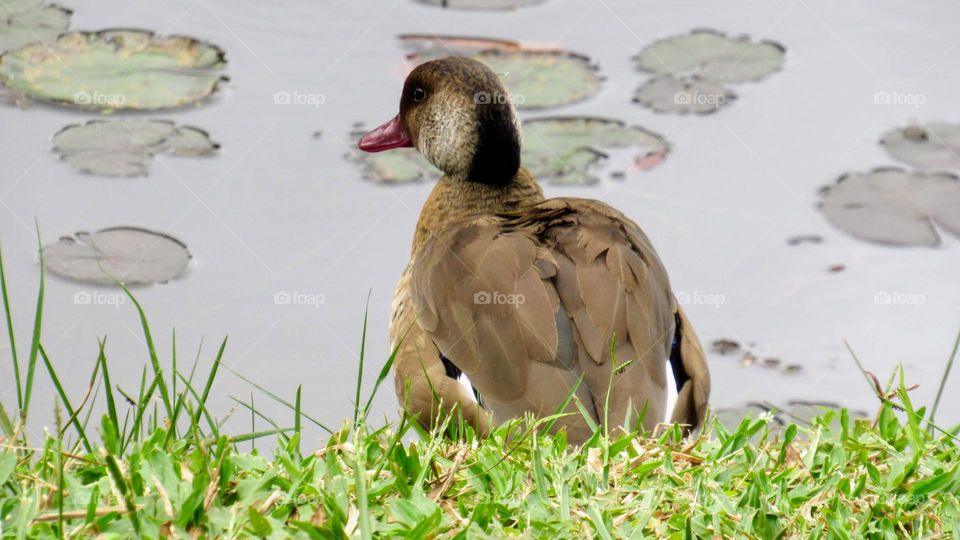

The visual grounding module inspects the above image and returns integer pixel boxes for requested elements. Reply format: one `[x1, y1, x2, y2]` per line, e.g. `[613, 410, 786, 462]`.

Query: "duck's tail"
[668, 306, 711, 432]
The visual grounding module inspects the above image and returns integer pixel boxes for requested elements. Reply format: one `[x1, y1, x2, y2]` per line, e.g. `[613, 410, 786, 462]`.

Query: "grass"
[1, 240, 959, 538]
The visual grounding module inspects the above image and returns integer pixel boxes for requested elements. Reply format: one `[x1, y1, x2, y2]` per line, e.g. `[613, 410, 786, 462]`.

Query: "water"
[1, 0, 958, 445]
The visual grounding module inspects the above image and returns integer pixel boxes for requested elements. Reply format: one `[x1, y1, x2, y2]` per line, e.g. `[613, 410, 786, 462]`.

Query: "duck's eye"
[412, 86, 426, 103]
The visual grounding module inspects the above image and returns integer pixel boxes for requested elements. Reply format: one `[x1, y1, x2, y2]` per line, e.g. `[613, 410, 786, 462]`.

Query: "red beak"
[358, 115, 413, 152]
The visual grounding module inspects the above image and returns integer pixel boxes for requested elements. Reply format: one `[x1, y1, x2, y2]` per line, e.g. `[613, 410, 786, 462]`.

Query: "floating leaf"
[632, 29, 784, 114]
[44, 227, 191, 285]
[53, 119, 218, 177]
[880, 123, 960, 170]
[521, 117, 669, 184]
[351, 146, 432, 184]
[818, 167, 960, 247]
[634, 29, 786, 83]
[632, 76, 735, 114]
[351, 117, 669, 185]
[409, 0, 546, 10]
[0, 29, 227, 110]
[0, 0, 71, 52]
[401, 34, 601, 109]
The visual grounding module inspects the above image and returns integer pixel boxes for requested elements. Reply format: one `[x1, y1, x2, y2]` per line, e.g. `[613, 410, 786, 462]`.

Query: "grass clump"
[1, 238, 959, 538]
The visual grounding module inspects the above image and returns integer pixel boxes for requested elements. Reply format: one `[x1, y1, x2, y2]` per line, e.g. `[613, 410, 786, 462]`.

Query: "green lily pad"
[410, 0, 546, 9]
[401, 34, 601, 110]
[880, 123, 960, 170]
[0, 29, 227, 110]
[44, 227, 191, 285]
[53, 119, 218, 177]
[0, 0, 71, 52]
[634, 29, 786, 83]
[522, 117, 669, 184]
[633, 76, 735, 114]
[632, 29, 785, 114]
[818, 167, 960, 247]
[352, 117, 669, 186]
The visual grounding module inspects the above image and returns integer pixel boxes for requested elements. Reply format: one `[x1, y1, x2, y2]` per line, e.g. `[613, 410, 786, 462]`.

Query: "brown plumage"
[359, 57, 710, 443]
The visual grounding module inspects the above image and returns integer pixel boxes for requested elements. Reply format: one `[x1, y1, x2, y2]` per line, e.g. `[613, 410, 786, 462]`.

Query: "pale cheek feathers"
[417, 95, 477, 178]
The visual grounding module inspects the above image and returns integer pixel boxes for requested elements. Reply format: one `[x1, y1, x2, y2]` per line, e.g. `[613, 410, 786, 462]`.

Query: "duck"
[358, 56, 709, 443]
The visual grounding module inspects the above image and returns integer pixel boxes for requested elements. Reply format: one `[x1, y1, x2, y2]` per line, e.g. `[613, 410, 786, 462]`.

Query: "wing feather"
[411, 197, 706, 438]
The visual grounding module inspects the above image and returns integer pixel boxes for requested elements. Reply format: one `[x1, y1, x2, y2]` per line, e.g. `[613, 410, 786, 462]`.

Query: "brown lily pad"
[880, 122, 960, 170]
[44, 227, 191, 285]
[818, 167, 960, 247]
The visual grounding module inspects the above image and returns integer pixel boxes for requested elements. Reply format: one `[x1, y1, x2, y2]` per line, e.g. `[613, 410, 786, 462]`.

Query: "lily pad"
[44, 227, 191, 285]
[0, 29, 227, 110]
[818, 167, 960, 247]
[634, 29, 786, 83]
[352, 117, 669, 185]
[632, 29, 784, 114]
[521, 117, 670, 184]
[0, 0, 71, 52]
[401, 35, 601, 110]
[880, 123, 960, 170]
[53, 119, 219, 177]
[411, 0, 546, 10]
[633, 76, 735, 114]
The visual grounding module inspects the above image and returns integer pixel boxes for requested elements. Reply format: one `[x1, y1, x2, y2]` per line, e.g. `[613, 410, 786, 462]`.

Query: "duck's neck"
[411, 168, 544, 254]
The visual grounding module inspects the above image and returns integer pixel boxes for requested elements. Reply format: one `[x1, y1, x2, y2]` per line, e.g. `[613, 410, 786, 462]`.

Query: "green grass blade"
[0, 401, 15, 439]
[103, 449, 142, 537]
[229, 395, 287, 442]
[0, 234, 22, 409]
[294, 384, 302, 439]
[174, 371, 220, 437]
[929, 329, 960, 428]
[21, 223, 46, 420]
[354, 293, 371, 425]
[171, 329, 178, 428]
[360, 338, 400, 424]
[97, 338, 120, 441]
[226, 427, 296, 444]
[191, 336, 227, 431]
[118, 283, 174, 420]
[38, 344, 93, 454]
[225, 366, 332, 433]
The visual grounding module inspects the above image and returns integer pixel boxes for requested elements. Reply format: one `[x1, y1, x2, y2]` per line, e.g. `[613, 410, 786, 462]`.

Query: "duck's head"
[358, 56, 522, 186]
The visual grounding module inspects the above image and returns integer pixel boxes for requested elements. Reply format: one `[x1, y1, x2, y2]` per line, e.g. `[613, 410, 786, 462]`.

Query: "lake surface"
[1, 0, 958, 445]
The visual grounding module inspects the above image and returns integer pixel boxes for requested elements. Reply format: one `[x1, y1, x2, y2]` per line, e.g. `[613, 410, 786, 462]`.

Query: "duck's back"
[410, 197, 684, 439]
